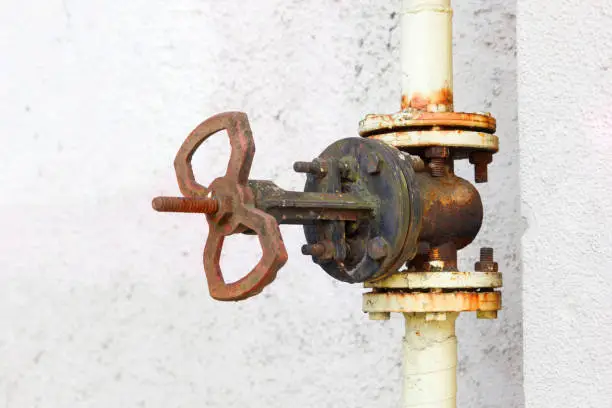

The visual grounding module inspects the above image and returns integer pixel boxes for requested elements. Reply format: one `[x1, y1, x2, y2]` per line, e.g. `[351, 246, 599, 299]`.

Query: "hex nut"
[213, 195, 234, 225]
[475, 261, 499, 272]
[365, 152, 383, 174]
[475, 247, 498, 272]
[339, 156, 358, 181]
[425, 146, 450, 159]
[367, 236, 389, 260]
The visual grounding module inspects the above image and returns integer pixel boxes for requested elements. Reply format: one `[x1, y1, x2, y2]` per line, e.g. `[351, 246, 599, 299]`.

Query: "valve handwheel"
[153, 112, 288, 301]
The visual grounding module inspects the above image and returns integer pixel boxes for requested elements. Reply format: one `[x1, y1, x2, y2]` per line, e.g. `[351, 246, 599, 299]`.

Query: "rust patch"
[364, 130, 499, 153]
[359, 111, 497, 137]
[155, 112, 288, 302]
[401, 86, 454, 111]
[417, 173, 483, 250]
[362, 290, 502, 313]
[152, 196, 219, 214]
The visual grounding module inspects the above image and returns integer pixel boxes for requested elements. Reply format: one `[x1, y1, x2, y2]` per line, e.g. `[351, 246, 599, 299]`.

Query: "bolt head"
[367, 236, 389, 260]
[339, 156, 358, 181]
[475, 261, 499, 272]
[425, 146, 450, 159]
[365, 152, 382, 174]
[469, 151, 493, 166]
[211, 195, 234, 226]
[311, 159, 328, 176]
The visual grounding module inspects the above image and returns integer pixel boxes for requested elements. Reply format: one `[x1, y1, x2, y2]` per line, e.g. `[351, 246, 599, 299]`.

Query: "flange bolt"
[475, 247, 498, 272]
[293, 160, 327, 176]
[365, 152, 383, 174]
[469, 152, 493, 183]
[367, 237, 389, 261]
[480, 247, 494, 262]
[426, 147, 450, 178]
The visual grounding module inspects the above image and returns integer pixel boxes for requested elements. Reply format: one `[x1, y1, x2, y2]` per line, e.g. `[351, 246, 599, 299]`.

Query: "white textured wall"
[518, 1, 612, 406]
[0, 1, 520, 407]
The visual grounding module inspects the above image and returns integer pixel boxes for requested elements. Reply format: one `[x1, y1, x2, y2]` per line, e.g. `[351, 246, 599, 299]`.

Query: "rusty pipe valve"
[154, 112, 485, 301]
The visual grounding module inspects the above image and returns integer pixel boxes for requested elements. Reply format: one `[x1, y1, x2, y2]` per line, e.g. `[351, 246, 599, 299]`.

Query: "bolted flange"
[302, 138, 422, 283]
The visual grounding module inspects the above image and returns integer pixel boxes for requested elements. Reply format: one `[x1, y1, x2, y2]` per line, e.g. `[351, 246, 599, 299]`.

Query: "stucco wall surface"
[518, 1, 612, 406]
[0, 1, 520, 407]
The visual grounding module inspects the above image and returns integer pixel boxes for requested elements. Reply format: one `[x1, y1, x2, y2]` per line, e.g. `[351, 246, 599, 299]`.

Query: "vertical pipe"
[401, 0, 454, 112]
[403, 312, 458, 407]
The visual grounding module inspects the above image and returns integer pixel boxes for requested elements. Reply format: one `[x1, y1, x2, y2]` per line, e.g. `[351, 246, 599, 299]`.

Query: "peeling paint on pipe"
[403, 312, 458, 407]
[401, 0, 454, 112]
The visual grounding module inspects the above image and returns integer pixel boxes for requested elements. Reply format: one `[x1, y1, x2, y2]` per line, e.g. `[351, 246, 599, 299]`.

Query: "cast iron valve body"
[153, 111, 483, 300]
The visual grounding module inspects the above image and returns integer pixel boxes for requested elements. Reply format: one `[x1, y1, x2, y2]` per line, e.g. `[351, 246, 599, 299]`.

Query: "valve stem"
[152, 197, 219, 214]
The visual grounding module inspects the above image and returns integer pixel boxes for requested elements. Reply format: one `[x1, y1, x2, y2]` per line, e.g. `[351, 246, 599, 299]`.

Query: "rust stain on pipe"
[417, 173, 483, 250]
[363, 291, 501, 313]
[401, 86, 454, 111]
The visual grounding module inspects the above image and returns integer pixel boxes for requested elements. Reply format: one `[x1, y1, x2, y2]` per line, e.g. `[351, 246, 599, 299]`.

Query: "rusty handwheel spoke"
[156, 112, 287, 301]
[174, 112, 255, 198]
[204, 206, 287, 301]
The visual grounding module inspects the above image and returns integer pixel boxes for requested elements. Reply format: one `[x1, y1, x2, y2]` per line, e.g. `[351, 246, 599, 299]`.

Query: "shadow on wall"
[452, 1, 524, 407]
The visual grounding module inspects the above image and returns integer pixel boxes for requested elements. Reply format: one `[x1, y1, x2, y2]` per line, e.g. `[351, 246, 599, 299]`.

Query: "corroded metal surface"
[401, 88, 454, 112]
[475, 247, 499, 272]
[417, 172, 483, 250]
[364, 271, 502, 289]
[364, 129, 499, 153]
[363, 290, 501, 313]
[154, 114, 496, 302]
[249, 180, 375, 224]
[152, 196, 219, 214]
[359, 110, 497, 136]
[302, 138, 422, 283]
[156, 112, 289, 301]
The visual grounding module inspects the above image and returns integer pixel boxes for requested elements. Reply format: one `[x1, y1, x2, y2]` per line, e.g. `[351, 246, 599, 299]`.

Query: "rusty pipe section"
[401, 0, 454, 112]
